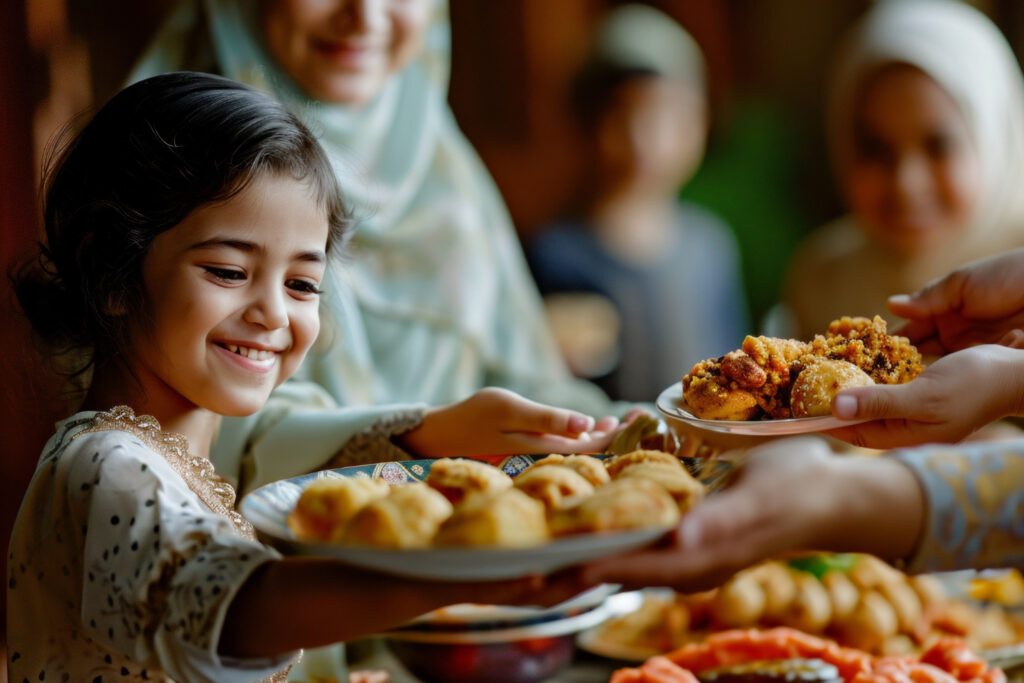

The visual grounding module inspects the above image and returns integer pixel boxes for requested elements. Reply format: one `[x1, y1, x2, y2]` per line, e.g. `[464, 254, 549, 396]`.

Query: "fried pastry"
[342, 483, 453, 548]
[604, 449, 683, 478]
[434, 488, 549, 547]
[287, 476, 390, 542]
[425, 457, 513, 505]
[682, 316, 922, 421]
[682, 366, 760, 420]
[514, 465, 595, 513]
[790, 358, 874, 418]
[615, 463, 704, 513]
[550, 478, 680, 535]
[809, 316, 922, 384]
[520, 453, 610, 487]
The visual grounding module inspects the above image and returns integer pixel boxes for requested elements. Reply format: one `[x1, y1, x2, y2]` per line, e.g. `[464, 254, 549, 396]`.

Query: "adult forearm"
[813, 456, 925, 562]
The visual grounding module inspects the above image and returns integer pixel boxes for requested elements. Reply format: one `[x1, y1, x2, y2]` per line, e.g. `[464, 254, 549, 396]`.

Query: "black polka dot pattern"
[7, 419, 286, 681]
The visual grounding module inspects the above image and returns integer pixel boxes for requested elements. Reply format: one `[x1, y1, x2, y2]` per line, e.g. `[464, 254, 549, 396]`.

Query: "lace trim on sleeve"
[321, 407, 426, 469]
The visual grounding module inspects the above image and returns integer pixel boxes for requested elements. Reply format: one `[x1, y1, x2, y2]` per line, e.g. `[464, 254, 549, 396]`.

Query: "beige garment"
[6, 408, 295, 682]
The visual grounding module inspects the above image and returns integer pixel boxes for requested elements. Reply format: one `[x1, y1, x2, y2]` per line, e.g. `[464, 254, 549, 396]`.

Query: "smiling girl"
[7, 72, 592, 682]
[781, 0, 1024, 339]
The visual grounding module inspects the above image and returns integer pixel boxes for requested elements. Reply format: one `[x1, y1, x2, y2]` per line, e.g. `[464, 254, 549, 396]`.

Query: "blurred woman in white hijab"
[781, 0, 1024, 339]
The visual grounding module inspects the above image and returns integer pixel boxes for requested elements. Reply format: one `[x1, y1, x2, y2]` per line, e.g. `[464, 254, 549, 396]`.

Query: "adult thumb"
[832, 384, 914, 421]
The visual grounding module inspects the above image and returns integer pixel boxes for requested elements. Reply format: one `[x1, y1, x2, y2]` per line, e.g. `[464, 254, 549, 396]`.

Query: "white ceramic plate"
[240, 457, 689, 582]
[404, 583, 619, 629]
[657, 384, 868, 436]
[575, 589, 675, 662]
[386, 597, 623, 644]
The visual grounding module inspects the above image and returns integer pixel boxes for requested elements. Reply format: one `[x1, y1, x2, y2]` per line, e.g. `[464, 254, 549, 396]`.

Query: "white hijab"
[828, 0, 1024, 256]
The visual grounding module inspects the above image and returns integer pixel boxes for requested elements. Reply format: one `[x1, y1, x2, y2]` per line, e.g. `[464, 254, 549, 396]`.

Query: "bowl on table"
[383, 599, 617, 683]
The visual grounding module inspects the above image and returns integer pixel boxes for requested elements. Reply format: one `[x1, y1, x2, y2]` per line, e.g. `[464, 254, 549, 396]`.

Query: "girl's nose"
[243, 285, 289, 330]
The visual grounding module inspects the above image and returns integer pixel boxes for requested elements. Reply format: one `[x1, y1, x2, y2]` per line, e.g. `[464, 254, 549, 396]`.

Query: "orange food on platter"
[592, 556, 1024, 658]
[609, 628, 1005, 683]
[682, 316, 922, 421]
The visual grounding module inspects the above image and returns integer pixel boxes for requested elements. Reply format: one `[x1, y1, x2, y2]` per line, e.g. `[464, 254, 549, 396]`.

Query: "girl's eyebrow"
[188, 237, 326, 263]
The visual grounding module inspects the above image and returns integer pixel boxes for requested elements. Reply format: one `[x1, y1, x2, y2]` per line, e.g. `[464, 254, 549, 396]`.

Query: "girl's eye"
[287, 279, 323, 296]
[203, 266, 246, 282]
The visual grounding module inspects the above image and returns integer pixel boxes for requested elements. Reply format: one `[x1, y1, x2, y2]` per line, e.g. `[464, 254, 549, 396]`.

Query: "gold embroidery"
[74, 406, 256, 538]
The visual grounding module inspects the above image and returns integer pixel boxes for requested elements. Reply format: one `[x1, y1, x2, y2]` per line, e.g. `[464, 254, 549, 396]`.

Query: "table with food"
[238, 316, 1024, 683]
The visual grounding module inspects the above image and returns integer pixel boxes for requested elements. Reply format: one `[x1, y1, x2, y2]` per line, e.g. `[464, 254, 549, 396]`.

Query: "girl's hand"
[827, 345, 1024, 449]
[578, 437, 923, 593]
[398, 387, 625, 458]
[889, 248, 1024, 354]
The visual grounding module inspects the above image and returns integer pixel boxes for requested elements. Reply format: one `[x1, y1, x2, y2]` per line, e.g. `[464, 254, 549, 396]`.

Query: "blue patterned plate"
[241, 455, 731, 582]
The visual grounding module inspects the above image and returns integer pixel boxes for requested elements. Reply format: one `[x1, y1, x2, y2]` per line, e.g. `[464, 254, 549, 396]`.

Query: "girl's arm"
[219, 559, 578, 657]
[217, 384, 624, 496]
[397, 386, 622, 458]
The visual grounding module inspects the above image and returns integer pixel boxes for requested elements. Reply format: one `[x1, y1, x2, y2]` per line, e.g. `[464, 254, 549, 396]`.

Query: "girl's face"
[132, 174, 329, 417]
[597, 77, 707, 195]
[843, 65, 982, 255]
[260, 0, 432, 105]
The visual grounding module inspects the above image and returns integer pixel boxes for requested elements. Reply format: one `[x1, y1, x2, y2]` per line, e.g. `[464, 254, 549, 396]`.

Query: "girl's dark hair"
[13, 71, 350, 379]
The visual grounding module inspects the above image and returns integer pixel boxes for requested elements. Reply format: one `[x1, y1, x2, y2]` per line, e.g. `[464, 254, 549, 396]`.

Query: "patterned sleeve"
[889, 441, 1024, 573]
[66, 431, 295, 682]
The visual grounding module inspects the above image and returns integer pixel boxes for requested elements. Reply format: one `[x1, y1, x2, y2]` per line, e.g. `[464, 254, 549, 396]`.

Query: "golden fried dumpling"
[520, 454, 610, 487]
[604, 449, 683, 478]
[287, 476, 390, 542]
[790, 358, 874, 418]
[615, 463, 704, 513]
[434, 488, 549, 548]
[514, 465, 595, 514]
[682, 363, 761, 421]
[425, 457, 513, 505]
[342, 483, 453, 548]
[550, 478, 680, 536]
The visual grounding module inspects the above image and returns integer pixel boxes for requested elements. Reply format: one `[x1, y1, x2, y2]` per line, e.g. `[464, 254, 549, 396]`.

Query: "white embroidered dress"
[6, 408, 295, 682]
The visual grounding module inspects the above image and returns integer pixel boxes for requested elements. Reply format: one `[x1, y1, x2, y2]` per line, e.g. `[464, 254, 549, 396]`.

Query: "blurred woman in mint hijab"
[130, 0, 617, 489]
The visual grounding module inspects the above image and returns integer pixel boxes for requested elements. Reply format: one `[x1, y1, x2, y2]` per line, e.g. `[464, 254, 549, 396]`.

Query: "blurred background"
[3, 0, 1024, 669]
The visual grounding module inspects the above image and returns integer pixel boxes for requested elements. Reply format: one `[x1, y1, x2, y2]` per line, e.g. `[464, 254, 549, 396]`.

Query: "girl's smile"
[212, 341, 283, 374]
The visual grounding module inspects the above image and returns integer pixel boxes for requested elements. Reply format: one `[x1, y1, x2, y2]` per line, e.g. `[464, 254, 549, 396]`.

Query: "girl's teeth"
[224, 344, 273, 361]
